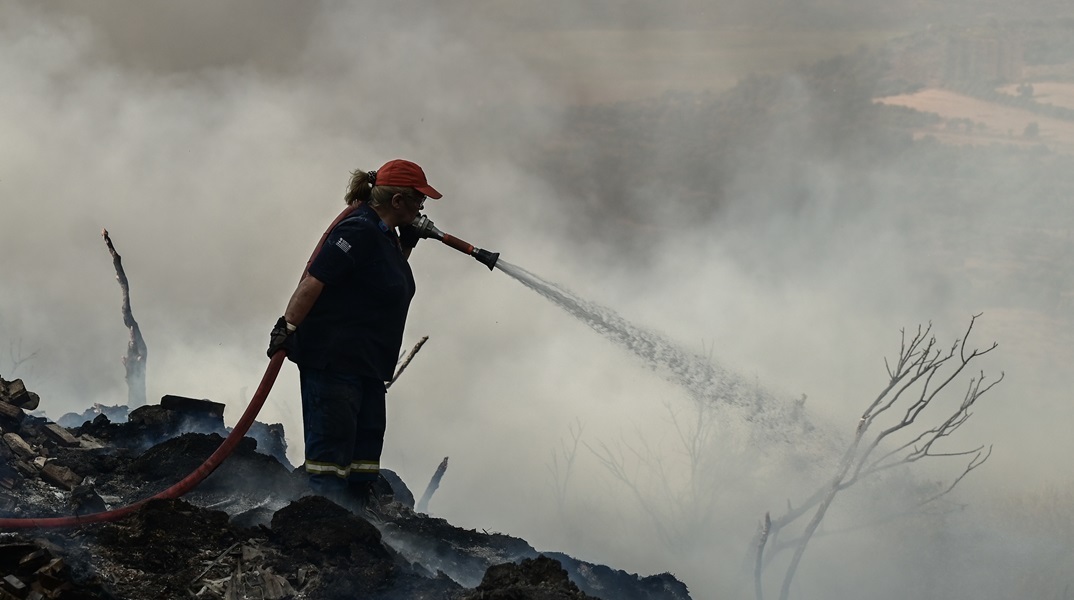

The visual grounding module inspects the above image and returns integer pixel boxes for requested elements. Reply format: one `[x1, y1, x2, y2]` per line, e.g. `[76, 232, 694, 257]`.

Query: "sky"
[2, 2, 1072, 598]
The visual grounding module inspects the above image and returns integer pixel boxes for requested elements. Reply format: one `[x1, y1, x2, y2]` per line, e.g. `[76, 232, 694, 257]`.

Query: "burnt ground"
[0, 388, 692, 600]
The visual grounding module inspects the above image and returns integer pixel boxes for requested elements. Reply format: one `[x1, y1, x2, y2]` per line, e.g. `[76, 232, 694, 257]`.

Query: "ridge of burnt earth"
[541, 552, 692, 600]
[2, 399, 691, 599]
[459, 555, 599, 600]
[377, 508, 539, 588]
[73, 405, 227, 452]
[375, 505, 692, 600]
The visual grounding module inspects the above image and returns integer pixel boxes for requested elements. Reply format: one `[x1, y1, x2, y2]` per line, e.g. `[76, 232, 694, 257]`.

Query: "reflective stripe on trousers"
[304, 460, 380, 478]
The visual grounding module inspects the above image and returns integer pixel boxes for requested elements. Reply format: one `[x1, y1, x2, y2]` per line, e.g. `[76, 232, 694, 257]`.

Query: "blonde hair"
[344, 169, 373, 205]
[344, 169, 422, 207]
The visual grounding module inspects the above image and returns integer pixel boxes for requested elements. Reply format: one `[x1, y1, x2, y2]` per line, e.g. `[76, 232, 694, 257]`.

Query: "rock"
[70, 483, 108, 516]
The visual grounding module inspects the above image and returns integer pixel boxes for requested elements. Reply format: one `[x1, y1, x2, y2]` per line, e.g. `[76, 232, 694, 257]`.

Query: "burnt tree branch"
[416, 456, 449, 514]
[102, 229, 147, 408]
[387, 335, 429, 389]
[754, 315, 1001, 600]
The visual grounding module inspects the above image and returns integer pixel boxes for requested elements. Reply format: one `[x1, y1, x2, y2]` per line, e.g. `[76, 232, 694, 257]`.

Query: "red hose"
[0, 352, 286, 529]
[440, 234, 475, 256]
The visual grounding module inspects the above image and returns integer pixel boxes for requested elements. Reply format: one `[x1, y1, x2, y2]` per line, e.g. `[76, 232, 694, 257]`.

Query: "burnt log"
[160, 395, 225, 418]
[2, 434, 34, 461]
[1, 574, 26, 596]
[38, 463, 82, 491]
[0, 402, 24, 426]
[41, 424, 78, 448]
[416, 456, 448, 514]
[0, 379, 38, 411]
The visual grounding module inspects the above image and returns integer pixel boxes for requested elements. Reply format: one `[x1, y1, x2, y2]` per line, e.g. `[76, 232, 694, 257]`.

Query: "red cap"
[374, 159, 442, 199]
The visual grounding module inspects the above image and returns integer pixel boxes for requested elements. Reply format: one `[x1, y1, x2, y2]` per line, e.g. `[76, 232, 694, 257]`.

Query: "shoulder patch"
[335, 238, 352, 253]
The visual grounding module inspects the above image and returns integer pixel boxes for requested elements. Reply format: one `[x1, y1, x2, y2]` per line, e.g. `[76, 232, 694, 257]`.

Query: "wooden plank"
[1, 380, 37, 410]
[42, 424, 78, 447]
[0, 402, 24, 423]
[39, 463, 82, 491]
[1, 433, 34, 460]
[161, 395, 225, 417]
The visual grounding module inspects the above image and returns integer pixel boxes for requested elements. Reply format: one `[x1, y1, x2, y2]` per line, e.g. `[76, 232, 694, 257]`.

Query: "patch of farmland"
[875, 88, 1074, 152]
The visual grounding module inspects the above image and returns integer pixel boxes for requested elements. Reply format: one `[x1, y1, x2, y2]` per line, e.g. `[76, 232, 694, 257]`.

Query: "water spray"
[412, 215, 499, 270]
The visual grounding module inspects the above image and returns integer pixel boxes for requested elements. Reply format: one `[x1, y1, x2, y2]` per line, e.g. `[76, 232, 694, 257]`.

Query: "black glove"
[398, 224, 420, 250]
[267, 316, 294, 358]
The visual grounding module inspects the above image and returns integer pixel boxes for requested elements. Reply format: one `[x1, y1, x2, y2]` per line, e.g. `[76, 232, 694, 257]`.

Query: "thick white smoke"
[2, 2, 1072, 598]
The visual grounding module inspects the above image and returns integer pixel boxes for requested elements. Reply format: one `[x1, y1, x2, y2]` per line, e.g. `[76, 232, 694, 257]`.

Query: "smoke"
[2, 1, 1073, 598]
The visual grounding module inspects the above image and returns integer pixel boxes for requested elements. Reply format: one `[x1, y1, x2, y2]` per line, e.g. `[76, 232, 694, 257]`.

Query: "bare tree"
[102, 229, 147, 408]
[547, 419, 584, 517]
[755, 316, 1002, 600]
[587, 397, 724, 556]
[6, 339, 39, 378]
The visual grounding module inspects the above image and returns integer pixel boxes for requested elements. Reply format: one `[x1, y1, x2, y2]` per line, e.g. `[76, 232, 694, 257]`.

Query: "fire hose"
[0, 353, 285, 529]
[0, 215, 496, 529]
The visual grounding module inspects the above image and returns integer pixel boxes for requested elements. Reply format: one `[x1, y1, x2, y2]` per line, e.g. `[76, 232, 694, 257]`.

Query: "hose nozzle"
[411, 215, 500, 271]
[473, 248, 500, 270]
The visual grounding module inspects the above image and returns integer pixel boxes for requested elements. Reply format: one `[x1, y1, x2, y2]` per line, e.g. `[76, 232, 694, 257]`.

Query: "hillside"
[0, 392, 692, 600]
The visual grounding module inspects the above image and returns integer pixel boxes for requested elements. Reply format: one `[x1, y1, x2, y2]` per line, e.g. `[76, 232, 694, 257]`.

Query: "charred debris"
[0, 377, 691, 600]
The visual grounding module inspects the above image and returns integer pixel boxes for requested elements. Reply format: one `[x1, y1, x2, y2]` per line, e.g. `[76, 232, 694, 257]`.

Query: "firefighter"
[267, 158, 440, 510]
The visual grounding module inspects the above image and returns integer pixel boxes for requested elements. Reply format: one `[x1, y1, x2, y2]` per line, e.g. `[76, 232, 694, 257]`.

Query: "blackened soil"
[460, 555, 598, 600]
[271, 495, 386, 558]
[127, 432, 298, 494]
[0, 404, 692, 600]
[267, 496, 464, 599]
[379, 511, 538, 587]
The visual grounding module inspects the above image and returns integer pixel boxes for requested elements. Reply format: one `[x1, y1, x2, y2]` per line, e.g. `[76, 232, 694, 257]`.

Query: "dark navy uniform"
[289, 203, 415, 494]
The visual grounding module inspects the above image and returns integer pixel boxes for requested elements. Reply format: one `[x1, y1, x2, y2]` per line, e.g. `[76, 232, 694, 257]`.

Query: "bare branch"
[755, 512, 771, 600]
[386, 335, 429, 389]
[7, 339, 39, 378]
[918, 445, 993, 506]
[757, 317, 1001, 600]
[102, 229, 147, 408]
[548, 419, 584, 515]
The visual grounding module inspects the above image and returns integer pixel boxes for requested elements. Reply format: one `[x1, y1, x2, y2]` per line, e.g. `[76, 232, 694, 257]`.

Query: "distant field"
[997, 81, 1074, 111]
[876, 88, 1074, 152]
[504, 28, 902, 103]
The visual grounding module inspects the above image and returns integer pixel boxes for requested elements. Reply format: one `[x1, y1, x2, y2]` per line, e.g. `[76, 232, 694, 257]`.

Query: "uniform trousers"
[299, 367, 386, 498]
